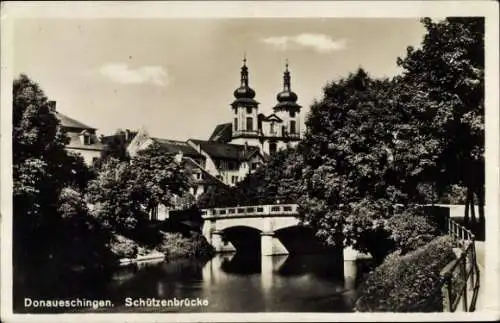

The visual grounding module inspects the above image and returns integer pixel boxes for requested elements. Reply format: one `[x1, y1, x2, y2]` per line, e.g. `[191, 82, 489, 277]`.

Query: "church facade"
[209, 58, 302, 156]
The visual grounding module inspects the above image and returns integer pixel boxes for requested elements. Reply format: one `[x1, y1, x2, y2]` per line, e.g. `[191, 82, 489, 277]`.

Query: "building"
[127, 129, 265, 188]
[210, 58, 302, 156]
[50, 101, 106, 166]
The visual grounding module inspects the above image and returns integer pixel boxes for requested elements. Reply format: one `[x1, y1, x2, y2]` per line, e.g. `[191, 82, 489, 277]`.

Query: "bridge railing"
[201, 204, 299, 218]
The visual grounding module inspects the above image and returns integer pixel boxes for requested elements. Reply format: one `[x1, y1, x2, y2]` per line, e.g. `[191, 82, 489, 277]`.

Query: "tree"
[298, 69, 412, 258]
[132, 142, 192, 213]
[86, 143, 192, 236]
[397, 18, 485, 228]
[12, 74, 93, 267]
[98, 128, 133, 164]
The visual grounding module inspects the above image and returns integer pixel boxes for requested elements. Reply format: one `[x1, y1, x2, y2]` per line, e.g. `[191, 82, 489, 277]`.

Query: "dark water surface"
[16, 253, 362, 313]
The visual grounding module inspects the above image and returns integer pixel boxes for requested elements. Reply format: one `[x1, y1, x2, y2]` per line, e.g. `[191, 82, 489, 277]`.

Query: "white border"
[1, 1, 499, 322]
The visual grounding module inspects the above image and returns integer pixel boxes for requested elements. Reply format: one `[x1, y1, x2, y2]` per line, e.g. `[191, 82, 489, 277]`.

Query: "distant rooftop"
[55, 112, 96, 130]
[189, 139, 260, 161]
[152, 137, 204, 159]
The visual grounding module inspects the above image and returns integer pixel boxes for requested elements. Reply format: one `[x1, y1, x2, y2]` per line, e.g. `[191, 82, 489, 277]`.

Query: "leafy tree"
[298, 69, 408, 256]
[197, 184, 239, 209]
[397, 18, 484, 227]
[98, 128, 133, 164]
[12, 74, 93, 267]
[132, 142, 192, 212]
[86, 143, 192, 237]
[86, 158, 146, 233]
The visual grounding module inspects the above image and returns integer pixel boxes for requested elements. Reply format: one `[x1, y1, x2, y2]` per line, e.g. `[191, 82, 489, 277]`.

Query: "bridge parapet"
[201, 204, 299, 219]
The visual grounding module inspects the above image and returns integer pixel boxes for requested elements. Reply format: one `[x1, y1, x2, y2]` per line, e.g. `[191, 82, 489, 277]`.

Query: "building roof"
[66, 132, 106, 151]
[189, 139, 260, 161]
[182, 156, 226, 186]
[101, 130, 138, 146]
[208, 123, 233, 143]
[152, 137, 205, 159]
[55, 112, 96, 130]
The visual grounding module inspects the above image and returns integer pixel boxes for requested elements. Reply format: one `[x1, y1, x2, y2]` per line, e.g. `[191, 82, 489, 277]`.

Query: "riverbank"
[111, 230, 215, 266]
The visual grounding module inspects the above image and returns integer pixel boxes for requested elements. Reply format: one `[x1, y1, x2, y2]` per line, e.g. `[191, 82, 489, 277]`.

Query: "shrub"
[354, 235, 457, 312]
[387, 206, 440, 255]
[156, 231, 215, 259]
[109, 234, 138, 259]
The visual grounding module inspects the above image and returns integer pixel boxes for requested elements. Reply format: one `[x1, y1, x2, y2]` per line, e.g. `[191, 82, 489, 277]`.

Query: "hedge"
[354, 235, 457, 312]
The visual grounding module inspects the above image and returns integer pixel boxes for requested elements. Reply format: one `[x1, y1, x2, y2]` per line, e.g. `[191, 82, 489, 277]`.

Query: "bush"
[354, 235, 457, 312]
[387, 206, 440, 255]
[156, 231, 215, 259]
[109, 234, 139, 259]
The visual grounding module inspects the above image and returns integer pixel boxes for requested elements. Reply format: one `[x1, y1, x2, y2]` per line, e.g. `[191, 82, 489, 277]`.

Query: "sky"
[13, 18, 428, 141]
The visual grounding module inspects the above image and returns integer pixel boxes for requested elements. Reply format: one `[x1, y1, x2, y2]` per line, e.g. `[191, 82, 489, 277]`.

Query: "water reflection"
[16, 253, 365, 313]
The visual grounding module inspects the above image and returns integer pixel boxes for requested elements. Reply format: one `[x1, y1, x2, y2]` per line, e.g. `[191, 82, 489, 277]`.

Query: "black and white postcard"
[1, 1, 499, 322]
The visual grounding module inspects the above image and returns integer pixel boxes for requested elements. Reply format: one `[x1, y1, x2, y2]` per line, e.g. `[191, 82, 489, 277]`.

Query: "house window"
[269, 142, 277, 155]
[290, 110, 296, 118]
[231, 176, 238, 184]
[290, 120, 296, 135]
[270, 122, 275, 135]
[246, 117, 253, 131]
[234, 118, 238, 131]
[251, 162, 258, 170]
[282, 125, 286, 136]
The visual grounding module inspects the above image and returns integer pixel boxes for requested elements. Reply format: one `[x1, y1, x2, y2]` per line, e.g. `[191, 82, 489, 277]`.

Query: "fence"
[440, 217, 481, 312]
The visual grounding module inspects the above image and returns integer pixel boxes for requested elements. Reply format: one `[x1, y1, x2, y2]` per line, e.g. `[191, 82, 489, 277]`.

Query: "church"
[209, 58, 302, 156]
[128, 57, 303, 191]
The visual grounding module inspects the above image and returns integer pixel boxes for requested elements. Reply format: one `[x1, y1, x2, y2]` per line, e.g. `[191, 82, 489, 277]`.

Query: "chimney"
[125, 129, 131, 142]
[48, 101, 56, 112]
[175, 150, 183, 164]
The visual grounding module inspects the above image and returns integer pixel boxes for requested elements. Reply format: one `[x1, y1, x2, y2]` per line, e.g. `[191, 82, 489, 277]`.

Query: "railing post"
[461, 255, 468, 311]
[441, 274, 452, 312]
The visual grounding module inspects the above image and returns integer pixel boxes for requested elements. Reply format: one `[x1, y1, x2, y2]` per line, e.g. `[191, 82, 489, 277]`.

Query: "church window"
[269, 142, 277, 155]
[234, 118, 238, 131]
[290, 120, 296, 135]
[290, 110, 296, 118]
[246, 106, 252, 114]
[246, 117, 253, 131]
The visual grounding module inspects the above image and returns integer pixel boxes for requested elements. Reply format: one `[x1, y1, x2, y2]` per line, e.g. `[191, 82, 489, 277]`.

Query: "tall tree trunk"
[477, 185, 485, 225]
[464, 187, 471, 225]
[470, 188, 477, 225]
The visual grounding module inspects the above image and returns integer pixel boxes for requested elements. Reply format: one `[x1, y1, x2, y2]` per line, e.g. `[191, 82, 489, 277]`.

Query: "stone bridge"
[201, 204, 305, 256]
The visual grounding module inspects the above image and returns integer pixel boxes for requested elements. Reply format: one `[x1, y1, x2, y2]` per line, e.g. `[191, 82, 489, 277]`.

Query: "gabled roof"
[55, 112, 96, 130]
[208, 122, 232, 143]
[188, 139, 260, 161]
[152, 137, 204, 159]
[182, 156, 226, 186]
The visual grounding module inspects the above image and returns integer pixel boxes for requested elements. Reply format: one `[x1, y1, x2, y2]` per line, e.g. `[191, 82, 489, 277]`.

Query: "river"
[16, 253, 370, 313]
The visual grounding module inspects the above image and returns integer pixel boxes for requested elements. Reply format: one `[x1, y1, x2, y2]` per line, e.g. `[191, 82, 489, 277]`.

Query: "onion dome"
[233, 57, 256, 99]
[276, 61, 298, 103]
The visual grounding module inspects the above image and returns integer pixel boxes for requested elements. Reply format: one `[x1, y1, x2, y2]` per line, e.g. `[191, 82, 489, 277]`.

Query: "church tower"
[273, 61, 302, 150]
[230, 57, 261, 147]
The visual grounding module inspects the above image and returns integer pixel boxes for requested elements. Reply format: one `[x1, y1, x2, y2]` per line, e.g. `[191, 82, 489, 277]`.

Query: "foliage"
[132, 142, 193, 211]
[109, 234, 139, 259]
[197, 147, 304, 208]
[57, 188, 116, 268]
[98, 128, 133, 165]
[298, 69, 406, 250]
[196, 184, 239, 209]
[386, 206, 440, 255]
[12, 74, 95, 268]
[86, 143, 192, 241]
[397, 18, 485, 224]
[354, 235, 457, 312]
[86, 158, 146, 233]
[156, 231, 215, 259]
